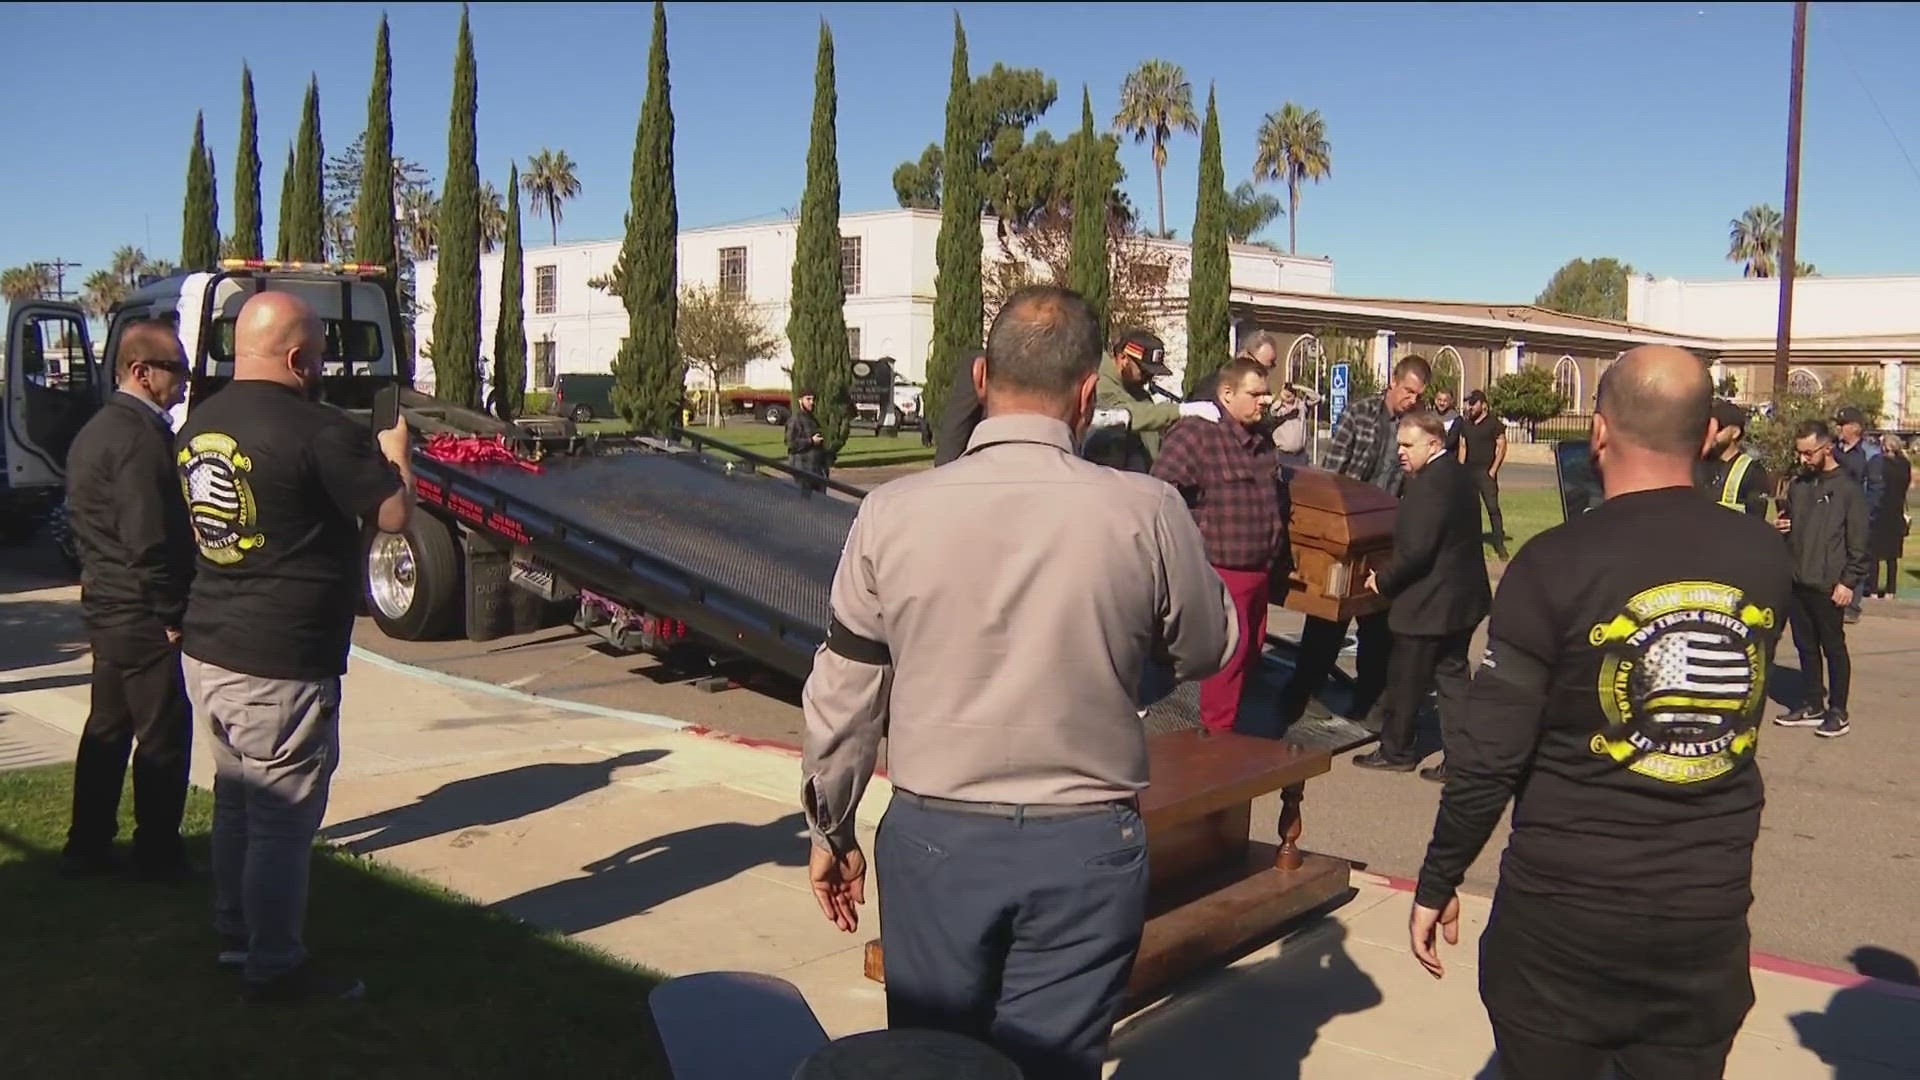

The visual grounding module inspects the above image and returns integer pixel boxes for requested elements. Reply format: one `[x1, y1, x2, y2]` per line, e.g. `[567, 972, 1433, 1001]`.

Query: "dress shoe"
[1419, 762, 1449, 783]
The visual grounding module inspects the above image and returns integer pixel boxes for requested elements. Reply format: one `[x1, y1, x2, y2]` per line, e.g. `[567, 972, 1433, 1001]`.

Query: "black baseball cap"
[1711, 400, 1749, 434]
[1112, 329, 1171, 376]
[1464, 389, 1487, 405]
[1834, 405, 1866, 427]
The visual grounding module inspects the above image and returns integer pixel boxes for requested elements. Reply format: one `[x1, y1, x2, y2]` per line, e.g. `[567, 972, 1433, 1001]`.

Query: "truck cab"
[3, 259, 401, 552]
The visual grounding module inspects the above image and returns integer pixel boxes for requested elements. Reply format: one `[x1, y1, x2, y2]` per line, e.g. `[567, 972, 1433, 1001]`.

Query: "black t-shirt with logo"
[1416, 487, 1792, 917]
[176, 381, 402, 680]
[1459, 412, 1503, 473]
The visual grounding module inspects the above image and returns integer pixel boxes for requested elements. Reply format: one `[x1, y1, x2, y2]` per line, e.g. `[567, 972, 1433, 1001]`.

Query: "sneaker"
[1774, 706, 1825, 728]
[1816, 711, 1851, 738]
[216, 934, 249, 968]
[242, 963, 366, 1006]
[1419, 762, 1449, 784]
[1352, 750, 1420, 773]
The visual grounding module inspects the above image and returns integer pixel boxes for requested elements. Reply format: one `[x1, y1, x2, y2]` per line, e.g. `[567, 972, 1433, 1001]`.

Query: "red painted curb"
[1351, 870, 1920, 1002]
[683, 726, 891, 780]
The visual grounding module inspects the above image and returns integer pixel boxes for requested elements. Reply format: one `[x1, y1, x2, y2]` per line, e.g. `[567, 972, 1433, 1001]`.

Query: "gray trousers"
[877, 793, 1149, 1080]
[183, 656, 341, 982]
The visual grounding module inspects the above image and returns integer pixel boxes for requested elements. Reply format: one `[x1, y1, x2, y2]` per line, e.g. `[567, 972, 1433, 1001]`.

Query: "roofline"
[1227, 288, 1720, 349]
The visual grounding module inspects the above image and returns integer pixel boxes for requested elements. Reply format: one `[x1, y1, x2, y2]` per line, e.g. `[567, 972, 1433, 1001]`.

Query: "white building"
[1629, 273, 1920, 420]
[412, 207, 1336, 395]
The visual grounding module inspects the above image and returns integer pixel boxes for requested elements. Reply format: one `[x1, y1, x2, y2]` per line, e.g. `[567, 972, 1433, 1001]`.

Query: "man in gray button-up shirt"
[801, 285, 1236, 1079]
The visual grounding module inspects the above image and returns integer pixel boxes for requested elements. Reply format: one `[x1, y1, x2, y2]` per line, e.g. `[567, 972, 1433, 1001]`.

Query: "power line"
[1815, 4, 1920, 189]
[32, 257, 83, 300]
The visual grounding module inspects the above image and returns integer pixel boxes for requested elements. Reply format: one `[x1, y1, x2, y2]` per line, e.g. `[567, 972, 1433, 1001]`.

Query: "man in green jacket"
[1083, 329, 1219, 472]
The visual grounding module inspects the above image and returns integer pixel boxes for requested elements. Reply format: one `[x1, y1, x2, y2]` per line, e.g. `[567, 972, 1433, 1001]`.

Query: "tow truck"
[5, 259, 1374, 751]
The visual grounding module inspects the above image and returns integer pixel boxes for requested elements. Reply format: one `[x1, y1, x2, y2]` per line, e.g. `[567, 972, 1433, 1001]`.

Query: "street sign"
[1330, 362, 1350, 427]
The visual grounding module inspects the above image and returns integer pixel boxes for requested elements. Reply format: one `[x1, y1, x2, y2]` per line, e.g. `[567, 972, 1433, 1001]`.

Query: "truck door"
[4, 301, 99, 491]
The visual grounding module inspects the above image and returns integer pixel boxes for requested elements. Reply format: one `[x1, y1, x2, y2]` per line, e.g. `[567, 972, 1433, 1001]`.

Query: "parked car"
[722, 387, 794, 426]
[551, 373, 616, 423]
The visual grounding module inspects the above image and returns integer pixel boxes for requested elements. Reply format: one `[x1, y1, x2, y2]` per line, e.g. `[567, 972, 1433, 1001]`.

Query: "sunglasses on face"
[139, 359, 188, 375]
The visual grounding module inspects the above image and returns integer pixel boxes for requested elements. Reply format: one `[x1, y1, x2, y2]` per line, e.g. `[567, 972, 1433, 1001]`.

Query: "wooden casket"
[1275, 467, 1397, 623]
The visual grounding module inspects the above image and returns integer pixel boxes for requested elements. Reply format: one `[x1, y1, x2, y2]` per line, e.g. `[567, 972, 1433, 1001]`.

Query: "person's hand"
[375, 413, 411, 467]
[1364, 569, 1380, 594]
[165, 627, 182, 645]
[809, 843, 868, 933]
[1178, 401, 1221, 421]
[1833, 583, 1854, 608]
[1410, 897, 1461, 979]
[812, 432, 825, 445]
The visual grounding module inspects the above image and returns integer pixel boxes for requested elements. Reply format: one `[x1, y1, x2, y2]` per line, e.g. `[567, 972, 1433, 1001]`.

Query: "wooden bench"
[862, 729, 1351, 1007]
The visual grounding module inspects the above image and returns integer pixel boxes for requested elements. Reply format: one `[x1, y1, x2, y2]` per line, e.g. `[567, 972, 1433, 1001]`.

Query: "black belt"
[894, 788, 1137, 820]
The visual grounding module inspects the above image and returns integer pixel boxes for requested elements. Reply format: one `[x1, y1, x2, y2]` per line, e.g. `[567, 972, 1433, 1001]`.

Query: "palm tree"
[478, 182, 507, 254]
[110, 245, 149, 285]
[1253, 103, 1333, 255]
[1, 264, 54, 303]
[1727, 204, 1784, 278]
[399, 187, 440, 261]
[1224, 181, 1284, 244]
[522, 148, 582, 247]
[81, 269, 128, 321]
[1112, 60, 1200, 238]
[141, 259, 178, 279]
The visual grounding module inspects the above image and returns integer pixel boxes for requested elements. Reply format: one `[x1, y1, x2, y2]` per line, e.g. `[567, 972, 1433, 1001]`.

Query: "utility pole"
[33, 257, 83, 300]
[1771, 0, 1809, 398]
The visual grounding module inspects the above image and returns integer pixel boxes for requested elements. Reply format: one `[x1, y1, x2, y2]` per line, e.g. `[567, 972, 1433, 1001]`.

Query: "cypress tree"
[208, 147, 221, 263]
[430, 5, 482, 408]
[493, 162, 527, 421]
[1068, 85, 1110, 343]
[1182, 85, 1230, 397]
[288, 76, 326, 261]
[787, 22, 852, 455]
[925, 13, 982, 436]
[355, 16, 405, 380]
[609, 1, 680, 434]
[275, 143, 294, 261]
[230, 65, 263, 259]
[181, 112, 220, 269]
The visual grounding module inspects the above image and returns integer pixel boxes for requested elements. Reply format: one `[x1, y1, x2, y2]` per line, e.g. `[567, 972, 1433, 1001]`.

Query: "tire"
[363, 511, 464, 641]
[570, 404, 595, 423]
[764, 405, 789, 426]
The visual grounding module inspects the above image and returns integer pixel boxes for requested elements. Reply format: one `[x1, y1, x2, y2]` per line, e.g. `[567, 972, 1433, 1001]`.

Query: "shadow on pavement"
[320, 748, 669, 855]
[1107, 920, 1383, 1080]
[0, 671, 93, 694]
[0, 601, 89, 675]
[491, 811, 812, 935]
[1790, 947, 1920, 1079]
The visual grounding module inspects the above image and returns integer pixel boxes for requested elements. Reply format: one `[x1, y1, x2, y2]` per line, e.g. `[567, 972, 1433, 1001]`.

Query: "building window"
[1789, 367, 1822, 394]
[532, 339, 556, 389]
[847, 326, 862, 359]
[534, 265, 557, 314]
[1433, 346, 1464, 396]
[840, 236, 863, 296]
[718, 246, 748, 298]
[1552, 356, 1581, 409]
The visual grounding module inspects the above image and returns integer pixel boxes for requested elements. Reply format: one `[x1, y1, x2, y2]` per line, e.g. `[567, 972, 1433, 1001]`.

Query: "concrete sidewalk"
[4, 584, 1916, 1078]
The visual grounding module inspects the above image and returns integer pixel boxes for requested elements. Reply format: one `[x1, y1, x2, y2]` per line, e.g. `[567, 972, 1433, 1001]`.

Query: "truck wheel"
[764, 404, 789, 426]
[363, 513, 463, 641]
[570, 404, 595, 423]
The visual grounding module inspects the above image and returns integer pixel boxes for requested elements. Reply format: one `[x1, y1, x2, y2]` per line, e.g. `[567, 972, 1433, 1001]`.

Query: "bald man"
[175, 291, 412, 1003]
[1410, 346, 1792, 1079]
[61, 320, 197, 876]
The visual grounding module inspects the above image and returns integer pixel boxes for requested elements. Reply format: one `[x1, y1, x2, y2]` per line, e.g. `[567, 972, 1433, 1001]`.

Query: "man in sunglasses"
[60, 320, 198, 877]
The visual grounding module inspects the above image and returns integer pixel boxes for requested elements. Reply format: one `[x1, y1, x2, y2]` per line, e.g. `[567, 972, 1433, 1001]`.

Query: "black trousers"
[1376, 628, 1473, 764]
[1288, 611, 1392, 719]
[1475, 471, 1506, 546]
[1873, 558, 1900, 596]
[877, 794, 1149, 1080]
[66, 620, 192, 865]
[1787, 583, 1851, 712]
[1481, 889, 1751, 1080]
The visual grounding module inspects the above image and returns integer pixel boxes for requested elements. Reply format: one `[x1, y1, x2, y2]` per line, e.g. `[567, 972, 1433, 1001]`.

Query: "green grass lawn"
[685, 422, 936, 469]
[0, 766, 670, 1077]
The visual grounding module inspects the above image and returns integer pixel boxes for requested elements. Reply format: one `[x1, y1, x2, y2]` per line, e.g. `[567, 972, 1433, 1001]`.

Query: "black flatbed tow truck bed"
[390, 393, 1375, 753]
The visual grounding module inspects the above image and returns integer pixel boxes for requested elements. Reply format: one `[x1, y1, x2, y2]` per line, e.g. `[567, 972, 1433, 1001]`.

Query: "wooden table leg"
[1275, 783, 1305, 871]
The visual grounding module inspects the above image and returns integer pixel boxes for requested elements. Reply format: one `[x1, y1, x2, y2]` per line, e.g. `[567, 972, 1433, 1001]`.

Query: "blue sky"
[4, 1, 1917, 302]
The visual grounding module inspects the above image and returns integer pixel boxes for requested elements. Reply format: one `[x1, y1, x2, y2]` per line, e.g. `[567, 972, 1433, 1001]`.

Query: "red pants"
[1199, 565, 1271, 732]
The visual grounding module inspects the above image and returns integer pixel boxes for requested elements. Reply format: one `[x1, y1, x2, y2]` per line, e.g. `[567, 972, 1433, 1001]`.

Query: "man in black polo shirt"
[176, 292, 414, 1004]
[1410, 346, 1791, 1078]
[1456, 390, 1508, 559]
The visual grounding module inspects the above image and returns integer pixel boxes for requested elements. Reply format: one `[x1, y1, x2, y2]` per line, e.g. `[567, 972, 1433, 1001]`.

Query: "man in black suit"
[61, 320, 198, 875]
[1354, 408, 1491, 780]
[932, 350, 987, 467]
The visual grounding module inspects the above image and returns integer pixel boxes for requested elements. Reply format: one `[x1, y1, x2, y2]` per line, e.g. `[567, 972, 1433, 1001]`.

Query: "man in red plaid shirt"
[1151, 358, 1290, 732]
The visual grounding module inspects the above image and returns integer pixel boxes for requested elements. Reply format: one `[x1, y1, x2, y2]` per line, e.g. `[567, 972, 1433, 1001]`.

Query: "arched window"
[1285, 333, 1322, 385]
[1789, 367, 1822, 394]
[1432, 346, 1463, 395]
[1553, 356, 1581, 410]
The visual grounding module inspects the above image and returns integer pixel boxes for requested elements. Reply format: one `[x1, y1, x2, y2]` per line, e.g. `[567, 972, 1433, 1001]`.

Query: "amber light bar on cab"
[217, 258, 388, 276]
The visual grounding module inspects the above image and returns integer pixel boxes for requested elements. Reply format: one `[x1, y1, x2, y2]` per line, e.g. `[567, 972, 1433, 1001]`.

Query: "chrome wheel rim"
[367, 532, 418, 621]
